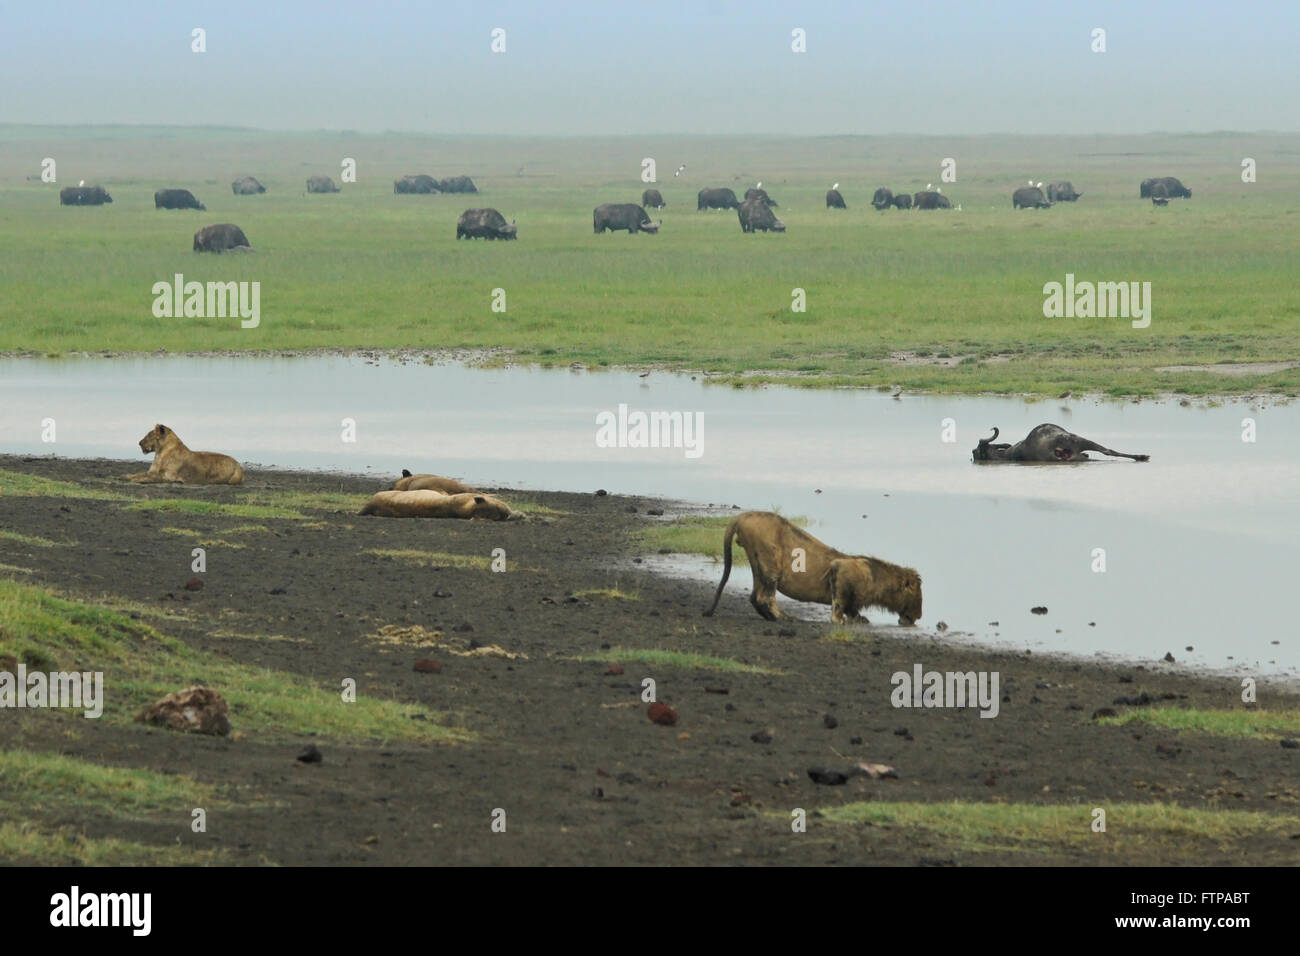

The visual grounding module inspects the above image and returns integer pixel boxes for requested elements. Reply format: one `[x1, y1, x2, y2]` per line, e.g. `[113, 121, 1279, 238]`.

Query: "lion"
[389, 469, 477, 494]
[703, 511, 922, 625]
[359, 489, 518, 521]
[124, 424, 244, 484]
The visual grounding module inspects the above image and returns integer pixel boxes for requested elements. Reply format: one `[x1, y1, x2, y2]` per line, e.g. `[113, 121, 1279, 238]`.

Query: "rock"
[730, 791, 751, 806]
[136, 686, 231, 735]
[184, 577, 204, 591]
[595, 489, 608, 496]
[646, 508, 664, 516]
[823, 714, 839, 729]
[704, 686, 729, 694]
[413, 659, 443, 673]
[894, 727, 909, 736]
[298, 744, 323, 763]
[807, 768, 849, 786]
[1092, 707, 1118, 719]
[936, 621, 948, 631]
[1281, 739, 1299, 750]
[603, 664, 625, 675]
[1114, 692, 1157, 707]
[849, 736, 862, 745]
[750, 729, 773, 744]
[647, 702, 678, 726]
[1163, 652, 1176, 663]
[777, 627, 796, 637]
[1031, 606, 1048, 615]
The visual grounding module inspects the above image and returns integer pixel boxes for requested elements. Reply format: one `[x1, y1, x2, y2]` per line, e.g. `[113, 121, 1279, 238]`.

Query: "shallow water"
[1, 355, 1295, 680]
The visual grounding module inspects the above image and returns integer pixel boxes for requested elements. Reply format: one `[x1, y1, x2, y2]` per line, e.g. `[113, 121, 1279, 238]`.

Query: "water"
[1, 355, 1295, 680]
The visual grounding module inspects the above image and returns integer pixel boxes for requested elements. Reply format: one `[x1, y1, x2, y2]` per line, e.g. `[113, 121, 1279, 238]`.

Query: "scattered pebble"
[750, 730, 773, 744]
[1031, 606, 1048, 615]
[647, 702, 678, 726]
[297, 744, 322, 764]
[413, 659, 443, 673]
[823, 714, 838, 729]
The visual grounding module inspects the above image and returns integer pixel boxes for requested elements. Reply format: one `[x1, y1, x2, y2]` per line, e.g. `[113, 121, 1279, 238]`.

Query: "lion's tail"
[703, 515, 739, 617]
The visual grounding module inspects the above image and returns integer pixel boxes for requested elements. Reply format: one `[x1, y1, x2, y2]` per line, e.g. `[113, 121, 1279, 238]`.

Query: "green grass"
[160, 527, 247, 548]
[639, 514, 807, 561]
[819, 801, 1300, 855]
[577, 646, 780, 674]
[0, 468, 127, 501]
[242, 490, 366, 512]
[0, 529, 64, 548]
[0, 577, 467, 743]
[124, 499, 306, 520]
[0, 821, 229, 865]
[3, 127, 1297, 398]
[363, 548, 492, 570]
[1096, 707, 1300, 740]
[571, 587, 638, 601]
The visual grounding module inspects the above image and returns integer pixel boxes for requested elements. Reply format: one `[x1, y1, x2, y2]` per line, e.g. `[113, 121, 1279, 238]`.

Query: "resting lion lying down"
[124, 424, 244, 485]
[703, 511, 922, 625]
[389, 469, 477, 494]
[359, 489, 519, 521]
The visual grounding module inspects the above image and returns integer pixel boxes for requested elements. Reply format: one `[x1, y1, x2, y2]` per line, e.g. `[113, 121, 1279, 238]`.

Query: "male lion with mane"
[703, 511, 921, 625]
[125, 424, 244, 484]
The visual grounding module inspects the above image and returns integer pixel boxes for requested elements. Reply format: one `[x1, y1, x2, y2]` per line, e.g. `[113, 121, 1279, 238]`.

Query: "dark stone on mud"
[823, 714, 839, 729]
[595, 489, 608, 496]
[705, 686, 729, 694]
[1119, 675, 1134, 683]
[1156, 743, 1179, 756]
[1092, 707, 1118, 719]
[894, 727, 909, 736]
[807, 768, 849, 786]
[750, 729, 773, 744]
[778, 627, 796, 637]
[646, 508, 664, 516]
[647, 702, 678, 726]
[1281, 739, 1300, 749]
[184, 577, 203, 591]
[297, 744, 323, 763]
[413, 659, 443, 673]
[269, 586, 286, 595]
[850, 736, 862, 745]
[1114, 692, 1157, 706]
[1163, 652, 1176, 663]
[603, 664, 625, 675]
[453, 622, 474, 632]
[1031, 606, 1048, 615]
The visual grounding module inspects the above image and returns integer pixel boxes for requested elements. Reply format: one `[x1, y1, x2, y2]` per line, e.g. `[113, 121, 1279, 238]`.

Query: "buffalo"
[231, 176, 266, 195]
[59, 185, 112, 205]
[826, 187, 846, 209]
[594, 203, 659, 234]
[1150, 182, 1170, 206]
[891, 192, 913, 210]
[642, 188, 665, 209]
[456, 208, 517, 240]
[1140, 176, 1191, 199]
[913, 190, 952, 210]
[871, 187, 894, 210]
[744, 186, 777, 207]
[737, 198, 785, 233]
[395, 174, 439, 194]
[307, 175, 339, 193]
[1012, 186, 1051, 209]
[193, 223, 251, 253]
[1046, 181, 1081, 202]
[698, 187, 740, 211]
[439, 175, 478, 194]
[973, 424, 1149, 463]
[155, 188, 205, 211]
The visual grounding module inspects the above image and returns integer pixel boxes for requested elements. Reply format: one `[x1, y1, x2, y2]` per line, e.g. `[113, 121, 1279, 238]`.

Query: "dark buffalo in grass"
[594, 203, 659, 234]
[59, 185, 112, 205]
[231, 176, 266, 195]
[737, 198, 785, 233]
[891, 192, 913, 209]
[395, 174, 439, 194]
[913, 190, 953, 210]
[698, 187, 740, 210]
[457, 208, 517, 240]
[439, 175, 478, 193]
[826, 187, 846, 209]
[1140, 176, 1191, 199]
[744, 187, 777, 207]
[1046, 181, 1081, 202]
[642, 188, 665, 208]
[307, 175, 339, 193]
[155, 188, 205, 210]
[871, 187, 894, 210]
[193, 223, 251, 253]
[1012, 186, 1051, 209]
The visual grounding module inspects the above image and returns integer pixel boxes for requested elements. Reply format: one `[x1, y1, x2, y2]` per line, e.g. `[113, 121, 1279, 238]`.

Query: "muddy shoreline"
[1, 454, 1297, 865]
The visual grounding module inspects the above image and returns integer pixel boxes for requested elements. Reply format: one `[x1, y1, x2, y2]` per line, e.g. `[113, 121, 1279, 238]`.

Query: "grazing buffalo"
[1046, 181, 1081, 202]
[871, 187, 894, 210]
[59, 185, 112, 205]
[231, 176, 266, 195]
[642, 188, 665, 208]
[698, 187, 740, 210]
[1012, 186, 1051, 209]
[891, 192, 913, 209]
[155, 188, 205, 210]
[1150, 182, 1170, 206]
[193, 223, 251, 253]
[593, 203, 659, 234]
[973, 424, 1149, 463]
[913, 190, 952, 210]
[307, 175, 339, 193]
[737, 197, 786, 233]
[394, 174, 439, 194]
[1140, 176, 1191, 199]
[826, 187, 846, 209]
[456, 208, 517, 240]
[744, 187, 777, 207]
[439, 175, 478, 193]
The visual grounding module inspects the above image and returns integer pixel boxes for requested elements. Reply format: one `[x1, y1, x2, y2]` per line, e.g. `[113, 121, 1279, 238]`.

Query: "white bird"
[1028, 179, 1033, 185]
[926, 183, 933, 190]
[937, 186, 942, 193]
[757, 181, 762, 189]
[674, 164, 686, 177]
[78, 180, 85, 187]
[832, 182, 839, 190]
[1036, 182, 1043, 189]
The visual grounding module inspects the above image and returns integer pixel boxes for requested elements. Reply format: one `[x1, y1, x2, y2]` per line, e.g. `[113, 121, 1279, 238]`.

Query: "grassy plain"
[1, 126, 1297, 397]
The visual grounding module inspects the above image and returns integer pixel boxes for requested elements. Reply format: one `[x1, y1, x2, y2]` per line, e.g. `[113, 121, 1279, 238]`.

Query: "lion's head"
[139, 424, 170, 454]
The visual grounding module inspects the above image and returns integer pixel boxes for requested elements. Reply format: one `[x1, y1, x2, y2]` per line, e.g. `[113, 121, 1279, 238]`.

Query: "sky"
[1, 0, 1294, 135]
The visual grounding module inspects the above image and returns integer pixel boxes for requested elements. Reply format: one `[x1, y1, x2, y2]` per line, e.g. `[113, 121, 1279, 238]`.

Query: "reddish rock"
[647, 702, 678, 726]
[603, 664, 625, 675]
[136, 686, 230, 735]
[413, 659, 443, 673]
[184, 577, 204, 591]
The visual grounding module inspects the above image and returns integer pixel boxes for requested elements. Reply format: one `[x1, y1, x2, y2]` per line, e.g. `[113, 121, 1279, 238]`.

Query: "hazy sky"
[2, 1, 1294, 135]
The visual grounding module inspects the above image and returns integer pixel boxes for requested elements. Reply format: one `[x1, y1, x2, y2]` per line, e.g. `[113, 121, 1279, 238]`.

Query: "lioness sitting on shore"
[359, 489, 518, 521]
[124, 424, 244, 485]
[703, 511, 922, 625]
[389, 469, 477, 494]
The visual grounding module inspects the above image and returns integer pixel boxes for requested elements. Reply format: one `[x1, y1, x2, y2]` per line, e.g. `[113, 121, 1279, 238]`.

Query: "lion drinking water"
[703, 511, 922, 625]
[125, 425, 244, 484]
